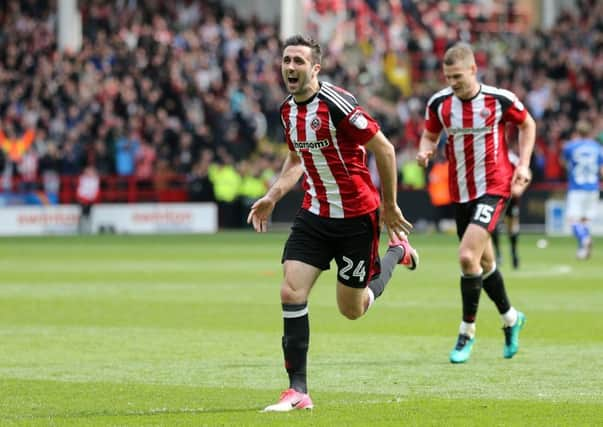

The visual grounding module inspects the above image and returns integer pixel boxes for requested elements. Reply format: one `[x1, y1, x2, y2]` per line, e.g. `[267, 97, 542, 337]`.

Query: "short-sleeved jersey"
[424, 84, 527, 203]
[562, 138, 603, 191]
[280, 81, 381, 218]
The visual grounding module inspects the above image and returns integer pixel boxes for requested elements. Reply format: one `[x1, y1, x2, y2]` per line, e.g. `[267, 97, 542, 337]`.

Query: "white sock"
[366, 288, 375, 311]
[482, 263, 497, 279]
[501, 307, 518, 327]
[459, 321, 476, 338]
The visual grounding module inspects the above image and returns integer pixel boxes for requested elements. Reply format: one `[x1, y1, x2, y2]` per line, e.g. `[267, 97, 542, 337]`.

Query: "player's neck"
[458, 83, 481, 101]
[293, 80, 320, 104]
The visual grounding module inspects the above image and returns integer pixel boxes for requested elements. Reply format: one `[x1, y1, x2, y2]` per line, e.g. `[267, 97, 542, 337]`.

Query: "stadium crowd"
[0, 0, 602, 224]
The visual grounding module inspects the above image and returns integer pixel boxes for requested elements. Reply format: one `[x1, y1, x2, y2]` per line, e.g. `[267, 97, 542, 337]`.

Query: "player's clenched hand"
[416, 150, 434, 168]
[247, 196, 275, 232]
[511, 165, 532, 197]
[381, 204, 413, 242]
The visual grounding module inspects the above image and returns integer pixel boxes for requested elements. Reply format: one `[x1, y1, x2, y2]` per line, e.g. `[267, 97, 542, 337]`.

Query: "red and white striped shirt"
[424, 84, 527, 203]
[280, 81, 381, 218]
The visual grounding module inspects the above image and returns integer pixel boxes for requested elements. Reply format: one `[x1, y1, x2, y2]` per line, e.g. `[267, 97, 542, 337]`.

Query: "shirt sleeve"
[424, 104, 443, 134]
[337, 106, 380, 145]
[280, 109, 295, 151]
[501, 92, 528, 125]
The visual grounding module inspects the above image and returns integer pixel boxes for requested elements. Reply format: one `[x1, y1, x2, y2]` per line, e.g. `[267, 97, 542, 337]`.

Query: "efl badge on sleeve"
[349, 110, 368, 130]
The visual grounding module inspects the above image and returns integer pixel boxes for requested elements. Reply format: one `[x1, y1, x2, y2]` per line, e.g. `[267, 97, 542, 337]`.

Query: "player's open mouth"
[288, 77, 299, 84]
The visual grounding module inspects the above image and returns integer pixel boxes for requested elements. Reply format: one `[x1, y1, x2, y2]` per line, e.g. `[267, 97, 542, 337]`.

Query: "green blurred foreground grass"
[0, 232, 601, 426]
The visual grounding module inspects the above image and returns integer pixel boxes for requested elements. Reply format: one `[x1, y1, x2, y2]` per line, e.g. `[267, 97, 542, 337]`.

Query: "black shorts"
[282, 209, 381, 288]
[455, 194, 509, 240]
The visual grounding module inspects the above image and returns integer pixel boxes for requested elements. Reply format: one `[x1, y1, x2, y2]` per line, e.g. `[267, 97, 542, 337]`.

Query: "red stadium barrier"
[1, 174, 190, 204]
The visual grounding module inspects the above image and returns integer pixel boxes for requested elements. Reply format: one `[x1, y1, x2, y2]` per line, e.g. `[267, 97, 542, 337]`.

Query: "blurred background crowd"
[0, 0, 602, 226]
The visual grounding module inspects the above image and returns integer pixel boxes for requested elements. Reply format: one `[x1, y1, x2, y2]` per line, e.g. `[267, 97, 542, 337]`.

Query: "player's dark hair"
[283, 34, 322, 65]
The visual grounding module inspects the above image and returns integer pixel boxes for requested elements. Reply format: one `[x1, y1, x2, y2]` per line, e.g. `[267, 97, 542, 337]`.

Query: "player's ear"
[312, 63, 321, 76]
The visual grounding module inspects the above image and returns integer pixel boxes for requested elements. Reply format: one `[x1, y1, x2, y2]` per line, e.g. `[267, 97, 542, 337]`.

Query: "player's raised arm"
[247, 151, 303, 232]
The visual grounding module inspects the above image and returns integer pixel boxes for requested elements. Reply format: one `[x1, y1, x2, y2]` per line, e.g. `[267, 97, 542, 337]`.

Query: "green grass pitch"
[0, 231, 601, 426]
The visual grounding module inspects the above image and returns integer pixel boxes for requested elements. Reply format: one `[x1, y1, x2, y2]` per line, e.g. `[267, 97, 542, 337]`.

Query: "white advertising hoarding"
[0, 203, 218, 236]
[0, 205, 80, 235]
[91, 203, 218, 234]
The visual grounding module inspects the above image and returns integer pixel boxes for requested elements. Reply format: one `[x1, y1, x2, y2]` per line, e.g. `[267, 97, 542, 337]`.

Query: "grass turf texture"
[0, 232, 601, 426]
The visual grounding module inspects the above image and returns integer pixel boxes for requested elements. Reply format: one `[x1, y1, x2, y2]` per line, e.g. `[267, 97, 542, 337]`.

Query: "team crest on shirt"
[310, 117, 321, 131]
[349, 110, 368, 129]
[480, 107, 491, 119]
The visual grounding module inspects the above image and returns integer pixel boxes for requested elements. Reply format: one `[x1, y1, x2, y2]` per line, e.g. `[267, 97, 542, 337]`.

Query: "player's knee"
[458, 249, 478, 271]
[280, 278, 305, 304]
[337, 297, 364, 320]
[339, 305, 363, 320]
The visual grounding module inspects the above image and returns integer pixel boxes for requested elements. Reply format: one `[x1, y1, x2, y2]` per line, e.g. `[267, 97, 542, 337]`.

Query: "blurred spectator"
[526, 72, 552, 121]
[17, 146, 38, 193]
[174, 131, 196, 174]
[0, 127, 35, 191]
[427, 150, 453, 233]
[60, 133, 84, 176]
[76, 166, 100, 234]
[38, 142, 61, 203]
[238, 158, 268, 226]
[208, 149, 242, 228]
[92, 139, 115, 176]
[0, 128, 35, 162]
[187, 150, 215, 202]
[134, 137, 156, 195]
[135, 139, 157, 179]
[115, 130, 139, 177]
[398, 147, 425, 190]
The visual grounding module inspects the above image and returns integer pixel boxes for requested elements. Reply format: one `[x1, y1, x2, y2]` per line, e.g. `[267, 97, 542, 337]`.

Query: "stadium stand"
[0, 0, 601, 213]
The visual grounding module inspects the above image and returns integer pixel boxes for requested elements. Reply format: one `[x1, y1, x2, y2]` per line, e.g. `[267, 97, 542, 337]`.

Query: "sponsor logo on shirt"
[448, 126, 493, 135]
[293, 139, 330, 150]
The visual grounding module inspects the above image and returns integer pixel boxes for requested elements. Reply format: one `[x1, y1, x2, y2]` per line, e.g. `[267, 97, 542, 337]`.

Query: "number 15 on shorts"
[473, 203, 494, 224]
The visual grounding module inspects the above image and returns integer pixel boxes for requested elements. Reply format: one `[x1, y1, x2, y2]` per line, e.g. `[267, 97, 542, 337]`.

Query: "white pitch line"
[512, 265, 572, 277]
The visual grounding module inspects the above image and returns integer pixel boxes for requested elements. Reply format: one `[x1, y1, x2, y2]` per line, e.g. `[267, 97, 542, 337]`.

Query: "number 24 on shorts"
[339, 256, 366, 281]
